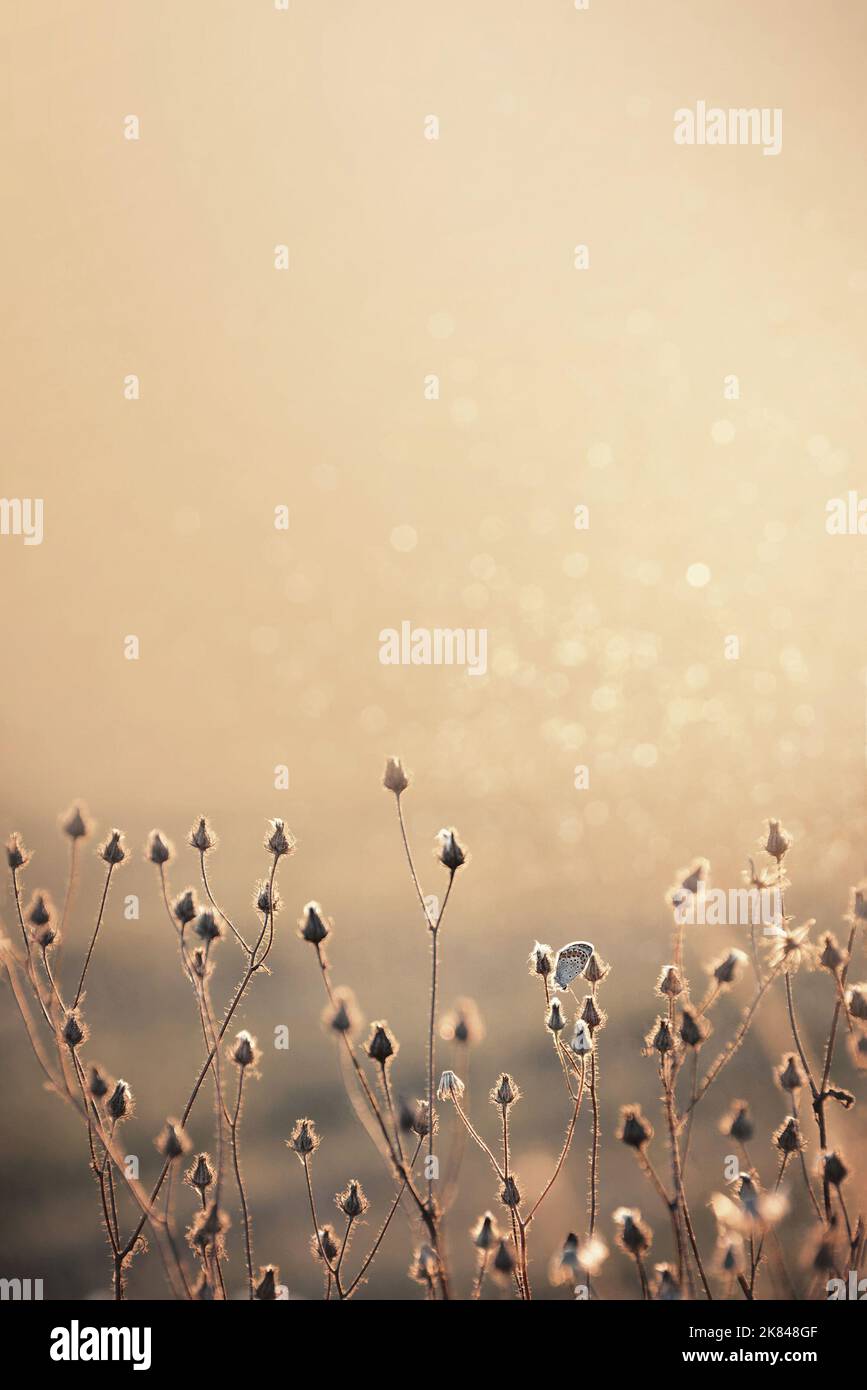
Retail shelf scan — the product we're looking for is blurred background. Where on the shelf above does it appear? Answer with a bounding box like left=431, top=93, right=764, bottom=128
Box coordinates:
left=1, top=0, right=866, bottom=1299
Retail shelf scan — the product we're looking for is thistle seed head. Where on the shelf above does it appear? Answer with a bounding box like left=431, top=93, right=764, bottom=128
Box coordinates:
left=336, top=1180, right=368, bottom=1219
left=288, top=1117, right=320, bottom=1159
left=614, top=1206, right=652, bottom=1256
left=193, top=910, right=222, bottom=945
left=492, top=1238, right=516, bottom=1280
left=584, top=951, right=610, bottom=985
left=773, top=1117, right=803, bottom=1154
left=99, top=830, right=126, bottom=866
left=436, top=1069, right=465, bottom=1102
left=546, top=997, right=566, bottom=1033
left=6, top=834, right=30, bottom=871
left=436, top=827, right=466, bottom=873
left=846, top=983, right=867, bottom=1021
left=312, top=1225, right=339, bottom=1265
left=645, top=1016, right=674, bottom=1055
left=776, top=1052, right=805, bottom=1093
left=156, top=1119, right=191, bottom=1160
left=365, top=1021, right=397, bottom=1065
left=299, top=901, right=330, bottom=945
left=231, top=1030, right=260, bottom=1069
left=172, top=889, right=198, bottom=926
left=61, top=804, right=92, bottom=840
left=711, top=948, right=748, bottom=985
left=62, top=1010, right=87, bottom=1049
left=265, top=819, right=294, bottom=859
left=819, top=932, right=846, bottom=973
left=763, top=818, right=792, bottom=861
left=440, top=997, right=484, bottom=1045
left=382, top=756, right=410, bottom=796
left=619, top=1105, right=653, bottom=1149
left=490, top=1072, right=520, bottom=1108
left=325, top=987, right=359, bottom=1035
left=529, top=941, right=553, bottom=978
left=472, top=1211, right=498, bottom=1250
left=500, top=1176, right=521, bottom=1209
left=254, top=1265, right=279, bottom=1301
left=722, top=1101, right=754, bottom=1144
left=570, top=1019, right=593, bottom=1056
left=679, top=1006, right=709, bottom=1049
left=822, top=1151, right=848, bottom=1188
left=147, top=830, right=172, bottom=866
left=87, top=1064, right=110, bottom=1099
left=581, top=995, right=605, bottom=1033
left=187, top=1153, right=215, bottom=1195
left=107, top=1079, right=132, bottom=1122
left=657, top=964, right=684, bottom=997
left=189, top=817, right=215, bottom=854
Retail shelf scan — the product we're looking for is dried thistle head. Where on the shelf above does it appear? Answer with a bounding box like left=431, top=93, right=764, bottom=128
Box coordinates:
left=776, top=1052, right=805, bottom=1093
left=186, top=1153, right=215, bottom=1196
left=265, top=819, right=295, bottom=859
left=61, top=804, right=92, bottom=841
left=773, top=1116, right=803, bottom=1155
left=188, top=1201, right=230, bottom=1256
left=27, top=892, right=58, bottom=949
left=255, top=881, right=280, bottom=918
left=845, top=983, right=867, bottom=1022
left=312, top=1225, right=339, bottom=1265
left=585, top=951, right=610, bottom=985
left=189, top=817, right=215, bottom=854
left=644, top=1016, right=674, bottom=1056
left=436, top=1070, right=465, bottom=1102
left=763, top=818, right=792, bottom=862
left=766, top=920, right=815, bottom=973
left=107, top=1079, right=133, bottom=1122
left=436, top=827, right=467, bottom=873
left=819, top=932, right=847, bottom=974
left=821, top=1151, right=848, bottom=1189
left=492, top=1238, right=516, bottom=1282
left=87, top=1064, right=110, bottom=1099
left=336, top=1180, right=369, bottom=1220
left=549, top=1232, right=580, bottom=1286
left=324, top=987, right=359, bottom=1036
left=710, top=948, right=748, bottom=986
left=546, top=997, right=566, bottom=1033
left=409, top=1243, right=439, bottom=1286
left=147, top=830, right=172, bottom=866
left=193, top=910, right=222, bottom=946
left=156, top=1119, right=191, bottom=1161
left=98, top=830, right=126, bottom=867
left=581, top=994, right=606, bottom=1033
left=653, top=1262, right=681, bottom=1300
left=657, top=964, right=685, bottom=998
left=472, top=1211, right=498, bottom=1251
left=847, top=1031, right=867, bottom=1071
left=490, top=1073, right=520, bottom=1108
left=61, top=1010, right=87, bottom=1050
left=570, top=1019, right=593, bottom=1056
left=619, top=1105, right=653, bottom=1150
left=679, top=1005, right=709, bottom=1049
left=231, top=1030, right=260, bottom=1069
left=721, top=1101, right=754, bottom=1144
left=299, top=901, right=330, bottom=946
left=614, top=1206, right=652, bottom=1256
left=528, top=941, right=554, bottom=979
left=254, top=1265, right=279, bottom=1301
left=287, top=1118, right=320, bottom=1160
left=172, top=889, right=198, bottom=927
left=6, top=833, right=31, bottom=870
left=440, top=997, right=484, bottom=1046
left=365, top=1021, right=397, bottom=1066
left=667, top=857, right=709, bottom=911
left=382, top=756, right=410, bottom=797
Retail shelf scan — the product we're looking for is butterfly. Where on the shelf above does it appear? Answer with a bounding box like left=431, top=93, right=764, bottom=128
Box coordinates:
left=553, top=941, right=594, bottom=990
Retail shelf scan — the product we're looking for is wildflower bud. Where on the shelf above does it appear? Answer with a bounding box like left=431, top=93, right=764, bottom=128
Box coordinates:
left=679, top=1006, right=708, bottom=1049
left=193, top=910, right=222, bottom=945
left=99, top=830, right=126, bottom=866
left=441, top=997, right=484, bottom=1045
left=172, top=889, right=197, bottom=926
left=410, top=1100, right=432, bottom=1138
left=654, top=1263, right=681, bottom=1300
left=436, top=828, right=466, bottom=873
left=299, top=901, right=329, bottom=945
left=188, top=1153, right=215, bottom=1195
left=157, top=1119, right=191, bottom=1160
left=570, top=1020, right=593, bottom=1056
left=62, top=1011, right=87, bottom=1049
left=472, top=1212, right=498, bottom=1250
left=231, top=1030, right=259, bottom=1069
left=265, top=819, right=294, bottom=858
left=846, top=984, right=867, bottom=1021
left=35, top=921, right=58, bottom=949
left=6, top=834, right=30, bottom=870
left=711, top=948, right=748, bottom=985
left=88, top=1064, right=109, bottom=1099
left=288, top=1118, right=320, bottom=1159
left=773, top=1117, right=802, bottom=1154
left=585, top=951, right=610, bottom=985
left=256, top=882, right=279, bottom=917
left=27, top=893, right=52, bottom=928
left=550, top=1232, right=581, bottom=1285
left=819, top=933, right=846, bottom=973
left=382, top=756, right=410, bottom=796
left=646, top=1016, right=674, bottom=1055
left=191, top=948, right=208, bottom=979
left=764, top=818, right=791, bottom=861
left=500, top=1176, right=521, bottom=1209
left=107, top=1080, right=132, bottom=1122
left=658, top=965, right=684, bottom=997
left=409, top=1244, right=439, bottom=1285
left=619, top=1105, right=653, bottom=1149
left=313, top=1226, right=339, bottom=1264
left=546, top=998, right=566, bottom=1033
left=254, top=1265, right=279, bottom=1301
left=581, top=995, right=604, bottom=1033
left=337, top=1180, right=368, bottom=1219
left=777, top=1052, right=805, bottom=1093
left=529, top=941, right=553, bottom=978
left=437, top=1069, right=465, bottom=1102
left=493, top=1238, right=516, bottom=1280
left=490, top=1072, right=520, bottom=1107
left=147, top=830, right=172, bottom=866
left=365, top=1022, right=397, bottom=1065
left=722, top=1101, right=754, bottom=1143
left=822, top=1151, right=848, bottom=1188
left=615, top=1207, right=652, bottom=1256
left=61, top=805, right=91, bottom=840
left=190, top=817, right=214, bottom=853
left=326, top=988, right=358, bottom=1035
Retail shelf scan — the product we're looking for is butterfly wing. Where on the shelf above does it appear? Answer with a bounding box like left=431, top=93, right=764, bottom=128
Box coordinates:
left=553, top=941, right=594, bottom=990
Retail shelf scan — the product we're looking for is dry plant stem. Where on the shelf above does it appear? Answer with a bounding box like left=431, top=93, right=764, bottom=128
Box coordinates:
left=635, top=1253, right=650, bottom=1299
left=303, top=1154, right=342, bottom=1299
left=199, top=851, right=253, bottom=957
left=527, top=1058, right=586, bottom=1223
left=230, top=1066, right=255, bottom=1299
left=749, top=1154, right=789, bottom=1295
left=501, top=1102, right=530, bottom=1299
left=685, top=970, right=778, bottom=1116
left=472, top=1251, right=490, bottom=1300
left=344, top=1135, right=424, bottom=1299
left=636, top=1147, right=686, bottom=1286
left=664, top=1057, right=712, bottom=1300
left=588, top=1048, right=600, bottom=1244
left=163, top=1166, right=192, bottom=1301
left=72, top=861, right=116, bottom=1008
left=10, top=867, right=56, bottom=1034
left=426, top=870, right=455, bottom=1207
left=2, top=955, right=65, bottom=1095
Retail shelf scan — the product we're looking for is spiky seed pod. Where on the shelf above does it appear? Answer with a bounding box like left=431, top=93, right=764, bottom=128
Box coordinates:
left=107, top=1080, right=132, bottom=1122
left=500, top=1176, right=521, bottom=1209
left=437, top=1070, right=465, bottom=1102
left=265, top=819, right=294, bottom=858
left=88, top=1064, right=110, bottom=1099
left=777, top=1053, right=805, bottom=1093
left=529, top=941, right=553, bottom=978
left=189, top=818, right=215, bottom=853
left=299, top=901, right=330, bottom=945
left=409, top=1244, right=438, bottom=1285
left=34, top=921, right=58, bottom=949
left=436, top=828, right=466, bottom=873
left=767, top=922, right=815, bottom=974
left=172, top=889, right=197, bottom=926
left=581, top=995, right=604, bottom=1033
left=157, top=1119, right=191, bottom=1160
left=61, top=805, right=91, bottom=840
left=256, top=882, right=280, bottom=917
left=722, top=1101, right=754, bottom=1144
left=711, top=949, right=748, bottom=985
left=570, top=1019, right=593, bottom=1055
left=147, top=831, right=172, bottom=866
left=187, top=1153, right=215, bottom=1196
left=657, top=965, right=684, bottom=998
left=646, top=1016, right=674, bottom=1055
left=365, top=1022, right=397, bottom=1065
left=764, top=819, right=791, bottom=861
left=493, top=1238, right=516, bottom=1280
left=549, top=1233, right=581, bottom=1286
left=336, top=1180, right=368, bottom=1219
left=26, top=893, right=52, bottom=928
left=614, top=1207, right=652, bottom=1256
left=472, top=1212, right=498, bottom=1250
left=192, top=910, right=222, bottom=945
left=773, top=1117, right=803, bottom=1154
left=382, top=757, right=409, bottom=796
left=619, top=1106, right=653, bottom=1150
left=490, top=1073, right=520, bottom=1108
left=410, top=1100, right=432, bottom=1138
left=846, top=984, right=867, bottom=1021
left=287, top=1118, right=320, bottom=1159
left=231, top=1030, right=260, bottom=1069
left=254, top=1265, right=279, bottom=1301
left=325, top=988, right=358, bottom=1035
left=654, top=1263, right=682, bottom=1300
left=99, top=830, right=126, bottom=866
left=585, top=952, right=610, bottom=985
left=679, top=1006, right=709, bottom=1049
left=819, top=933, right=846, bottom=973
left=546, top=998, right=566, bottom=1033
left=6, top=834, right=30, bottom=870
left=822, top=1151, right=848, bottom=1188
left=62, top=1011, right=87, bottom=1049
left=311, top=1226, right=338, bottom=1265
